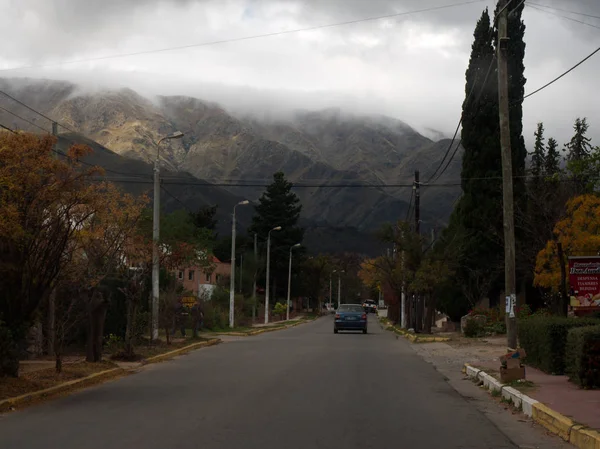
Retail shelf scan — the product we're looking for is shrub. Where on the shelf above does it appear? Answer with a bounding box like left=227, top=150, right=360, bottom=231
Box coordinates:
left=469, top=305, right=505, bottom=324
left=518, top=316, right=599, bottom=374
left=273, top=302, right=287, bottom=317
left=566, top=325, right=600, bottom=389
left=464, top=318, right=485, bottom=338
left=0, top=321, right=19, bottom=377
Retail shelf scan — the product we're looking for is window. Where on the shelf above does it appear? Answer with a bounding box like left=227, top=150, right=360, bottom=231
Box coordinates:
left=178, top=271, right=183, bottom=280
left=188, top=270, right=195, bottom=281
left=216, top=274, right=221, bottom=283
left=206, top=273, right=212, bottom=283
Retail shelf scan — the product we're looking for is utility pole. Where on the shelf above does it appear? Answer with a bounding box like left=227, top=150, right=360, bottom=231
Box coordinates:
left=151, top=131, right=184, bottom=341
left=252, top=234, right=257, bottom=322
left=498, top=0, right=517, bottom=350
left=414, top=170, right=420, bottom=235
left=151, top=147, right=161, bottom=341
left=401, top=229, right=406, bottom=329
left=414, top=170, right=421, bottom=330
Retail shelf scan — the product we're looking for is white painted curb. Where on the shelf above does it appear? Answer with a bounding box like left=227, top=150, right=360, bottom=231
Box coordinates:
left=463, top=363, right=537, bottom=417
left=521, top=394, right=539, bottom=417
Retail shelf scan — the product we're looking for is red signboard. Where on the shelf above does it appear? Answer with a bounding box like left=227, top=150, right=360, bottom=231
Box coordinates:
left=568, top=257, right=600, bottom=308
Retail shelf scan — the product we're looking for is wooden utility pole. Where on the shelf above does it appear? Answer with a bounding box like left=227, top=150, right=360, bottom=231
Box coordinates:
left=557, top=242, right=569, bottom=317
left=497, top=0, right=518, bottom=349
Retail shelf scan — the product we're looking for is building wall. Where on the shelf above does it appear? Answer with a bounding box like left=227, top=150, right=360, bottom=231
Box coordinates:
left=176, top=261, right=231, bottom=298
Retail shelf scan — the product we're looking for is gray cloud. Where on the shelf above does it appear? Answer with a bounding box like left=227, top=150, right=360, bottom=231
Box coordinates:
left=0, top=0, right=599, bottom=147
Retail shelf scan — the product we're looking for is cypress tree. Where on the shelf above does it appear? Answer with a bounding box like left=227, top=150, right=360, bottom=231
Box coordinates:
left=450, top=8, right=504, bottom=304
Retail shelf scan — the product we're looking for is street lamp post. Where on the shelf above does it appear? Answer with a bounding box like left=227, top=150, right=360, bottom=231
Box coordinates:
left=286, top=243, right=301, bottom=321
left=151, top=130, right=184, bottom=341
left=264, top=226, right=281, bottom=324
left=332, top=270, right=337, bottom=310
left=229, top=200, right=249, bottom=328
left=337, top=270, right=345, bottom=308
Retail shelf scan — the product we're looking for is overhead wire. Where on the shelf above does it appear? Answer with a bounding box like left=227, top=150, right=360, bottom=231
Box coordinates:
left=527, top=1, right=600, bottom=20
left=526, top=4, right=600, bottom=30
left=0, top=105, right=51, bottom=133
left=0, top=0, right=486, bottom=73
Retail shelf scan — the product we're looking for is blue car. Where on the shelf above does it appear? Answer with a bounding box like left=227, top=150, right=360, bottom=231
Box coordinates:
left=334, top=304, right=368, bottom=334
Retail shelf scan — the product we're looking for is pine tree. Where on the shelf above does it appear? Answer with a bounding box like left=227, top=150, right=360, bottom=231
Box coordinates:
left=530, top=123, right=545, bottom=178
left=565, top=118, right=593, bottom=193
left=565, top=117, right=593, bottom=162
left=544, top=137, right=561, bottom=176
left=249, top=172, right=304, bottom=298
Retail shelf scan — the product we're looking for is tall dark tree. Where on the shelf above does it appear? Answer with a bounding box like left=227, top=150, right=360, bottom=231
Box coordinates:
left=544, top=137, right=561, bottom=176
left=448, top=8, right=504, bottom=305
left=565, top=118, right=593, bottom=162
left=530, top=122, right=546, bottom=179
left=189, top=205, right=218, bottom=233
left=249, top=172, right=304, bottom=299
left=565, top=117, right=593, bottom=193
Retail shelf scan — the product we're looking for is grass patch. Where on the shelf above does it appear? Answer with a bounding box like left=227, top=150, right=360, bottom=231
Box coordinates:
left=129, top=337, right=210, bottom=360
left=0, top=361, right=118, bottom=402
left=505, top=379, right=536, bottom=394
left=491, top=388, right=502, bottom=397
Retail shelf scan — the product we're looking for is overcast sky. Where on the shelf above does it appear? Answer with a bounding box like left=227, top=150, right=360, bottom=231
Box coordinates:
left=0, top=0, right=598, bottom=145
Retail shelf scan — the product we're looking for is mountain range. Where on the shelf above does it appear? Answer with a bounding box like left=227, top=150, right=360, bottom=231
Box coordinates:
left=0, top=77, right=463, bottom=255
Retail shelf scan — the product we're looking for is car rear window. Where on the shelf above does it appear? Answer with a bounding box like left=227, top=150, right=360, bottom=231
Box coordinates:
left=338, top=305, right=364, bottom=313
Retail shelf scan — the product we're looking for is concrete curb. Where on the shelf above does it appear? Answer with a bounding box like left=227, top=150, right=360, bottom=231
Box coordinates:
left=210, top=318, right=315, bottom=338
left=380, top=319, right=450, bottom=343
left=464, top=363, right=600, bottom=448
left=144, top=338, right=221, bottom=363
left=0, top=367, right=122, bottom=411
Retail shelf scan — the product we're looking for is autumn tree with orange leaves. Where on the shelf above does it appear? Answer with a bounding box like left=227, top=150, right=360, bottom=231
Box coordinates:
left=0, top=132, right=147, bottom=376
left=534, top=194, right=600, bottom=315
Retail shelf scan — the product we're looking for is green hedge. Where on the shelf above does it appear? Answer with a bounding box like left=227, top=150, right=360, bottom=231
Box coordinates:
left=566, top=325, right=600, bottom=389
left=518, top=316, right=599, bottom=374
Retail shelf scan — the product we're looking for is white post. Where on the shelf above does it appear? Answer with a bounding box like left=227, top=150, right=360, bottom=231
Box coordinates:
left=151, top=148, right=160, bottom=341
left=337, top=275, right=342, bottom=307
left=229, top=200, right=248, bottom=328
left=229, top=207, right=237, bottom=328
left=264, top=226, right=280, bottom=324
left=265, top=234, right=272, bottom=324
left=329, top=275, right=332, bottom=309
left=286, top=249, right=292, bottom=321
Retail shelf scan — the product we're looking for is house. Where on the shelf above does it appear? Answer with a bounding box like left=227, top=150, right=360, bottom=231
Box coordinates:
left=176, top=256, right=231, bottom=298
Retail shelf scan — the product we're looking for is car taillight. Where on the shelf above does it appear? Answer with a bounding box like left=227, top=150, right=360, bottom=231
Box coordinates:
left=361, top=313, right=366, bottom=319
left=335, top=314, right=340, bottom=319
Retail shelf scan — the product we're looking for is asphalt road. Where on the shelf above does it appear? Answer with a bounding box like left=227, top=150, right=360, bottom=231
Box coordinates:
left=0, top=315, right=547, bottom=449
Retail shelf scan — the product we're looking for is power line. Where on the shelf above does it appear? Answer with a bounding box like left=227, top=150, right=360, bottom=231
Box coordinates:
left=0, top=122, right=16, bottom=133
left=96, top=173, right=585, bottom=188
left=527, top=1, right=600, bottom=20
left=0, top=1, right=486, bottom=73
left=523, top=44, right=600, bottom=99
left=0, top=90, right=75, bottom=132
left=0, top=105, right=51, bottom=133
left=430, top=53, right=497, bottom=183
left=526, top=4, right=600, bottom=30
left=161, top=185, right=193, bottom=212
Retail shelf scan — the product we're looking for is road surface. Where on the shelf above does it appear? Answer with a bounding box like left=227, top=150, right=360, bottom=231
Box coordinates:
left=0, top=315, right=564, bottom=448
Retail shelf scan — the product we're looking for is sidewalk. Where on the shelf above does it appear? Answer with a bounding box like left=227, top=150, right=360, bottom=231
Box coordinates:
left=414, top=335, right=600, bottom=432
